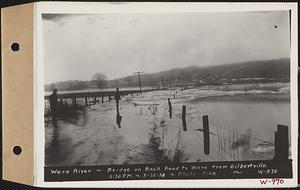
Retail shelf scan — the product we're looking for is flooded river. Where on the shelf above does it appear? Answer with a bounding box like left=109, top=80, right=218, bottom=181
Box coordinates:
left=45, top=83, right=290, bottom=166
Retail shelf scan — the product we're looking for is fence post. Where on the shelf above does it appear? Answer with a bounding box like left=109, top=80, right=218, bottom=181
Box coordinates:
left=202, top=115, right=210, bottom=155
left=168, top=98, right=172, bottom=119
left=94, top=96, right=96, bottom=104
left=182, top=105, right=187, bottom=131
left=274, top=124, right=289, bottom=161
left=85, top=97, right=88, bottom=106
left=102, top=95, right=104, bottom=103
left=72, top=97, right=77, bottom=106
left=109, top=95, right=111, bottom=102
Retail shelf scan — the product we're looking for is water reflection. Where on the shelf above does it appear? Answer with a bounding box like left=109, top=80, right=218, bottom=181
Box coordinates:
left=116, top=114, right=122, bottom=128
left=115, top=88, right=122, bottom=128
left=45, top=117, right=72, bottom=166
left=148, top=105, right=158, bottom=115
left=45, top=108, right=88, bottom=166
left=168, top=98, right=172, bottom=119
left=232, top=128, right=252, bottom=150
left=64, top=109, right=88, bottom=127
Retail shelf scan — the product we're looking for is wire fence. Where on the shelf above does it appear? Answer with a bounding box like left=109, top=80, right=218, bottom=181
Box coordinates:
left=158, top=101, right=277, bottom=162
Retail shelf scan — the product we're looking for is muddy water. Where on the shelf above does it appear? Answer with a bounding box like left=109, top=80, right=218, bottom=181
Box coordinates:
left=45, top=84, right=290, bottom=166
left=45, top=102, right=160, bottom=166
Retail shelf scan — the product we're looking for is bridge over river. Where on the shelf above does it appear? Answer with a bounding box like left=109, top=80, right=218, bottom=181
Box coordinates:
left=44, top=88, right=165, bottom=100
left=44, top=88, right=166, bottom=112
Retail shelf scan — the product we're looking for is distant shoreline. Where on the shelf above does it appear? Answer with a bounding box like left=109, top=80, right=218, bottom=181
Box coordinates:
left=189, top=93, right=290, bottom=103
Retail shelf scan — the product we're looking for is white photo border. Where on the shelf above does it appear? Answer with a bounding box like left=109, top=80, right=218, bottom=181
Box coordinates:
left=34, top=2, right=298, bottom=188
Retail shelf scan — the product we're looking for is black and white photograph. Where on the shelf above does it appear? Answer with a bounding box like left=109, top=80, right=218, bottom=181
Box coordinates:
left=41, top=7, right=295, bottom=183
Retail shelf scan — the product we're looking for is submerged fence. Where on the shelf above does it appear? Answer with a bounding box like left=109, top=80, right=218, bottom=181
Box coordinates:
left=45, top=88, right=290, bottom=163
left=162, top=98, right=289, bottom=163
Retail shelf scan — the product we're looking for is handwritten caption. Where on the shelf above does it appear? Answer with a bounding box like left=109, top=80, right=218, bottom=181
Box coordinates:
left=259, top=178, right=284, bottom=185
left=45, top=160, right=292, bottom=181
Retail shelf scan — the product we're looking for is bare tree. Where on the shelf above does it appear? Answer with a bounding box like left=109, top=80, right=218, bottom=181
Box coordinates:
left=92, top=73, right=108, bottom=89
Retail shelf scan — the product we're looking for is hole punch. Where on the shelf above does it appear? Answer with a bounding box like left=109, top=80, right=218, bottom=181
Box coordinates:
left=13, top=146, right=22, bottom=155
left=11, top=43, right=19, bottom=51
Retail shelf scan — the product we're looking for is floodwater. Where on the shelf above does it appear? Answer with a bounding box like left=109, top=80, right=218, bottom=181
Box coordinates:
left=45, top=83, right=290, bottom=166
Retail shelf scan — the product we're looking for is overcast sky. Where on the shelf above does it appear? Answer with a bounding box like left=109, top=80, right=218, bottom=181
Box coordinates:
left=42, top=11, right=290, bottom=84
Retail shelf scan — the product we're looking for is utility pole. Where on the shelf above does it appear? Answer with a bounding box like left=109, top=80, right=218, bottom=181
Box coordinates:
left=133, top=71, right=144, bottom=93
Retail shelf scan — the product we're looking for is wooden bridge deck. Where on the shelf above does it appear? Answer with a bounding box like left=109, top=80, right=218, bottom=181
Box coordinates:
left=44, top=88, right=164, bottom=99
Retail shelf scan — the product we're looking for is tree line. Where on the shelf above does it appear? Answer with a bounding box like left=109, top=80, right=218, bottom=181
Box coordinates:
left=45, top=58, right=290, bottom=92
